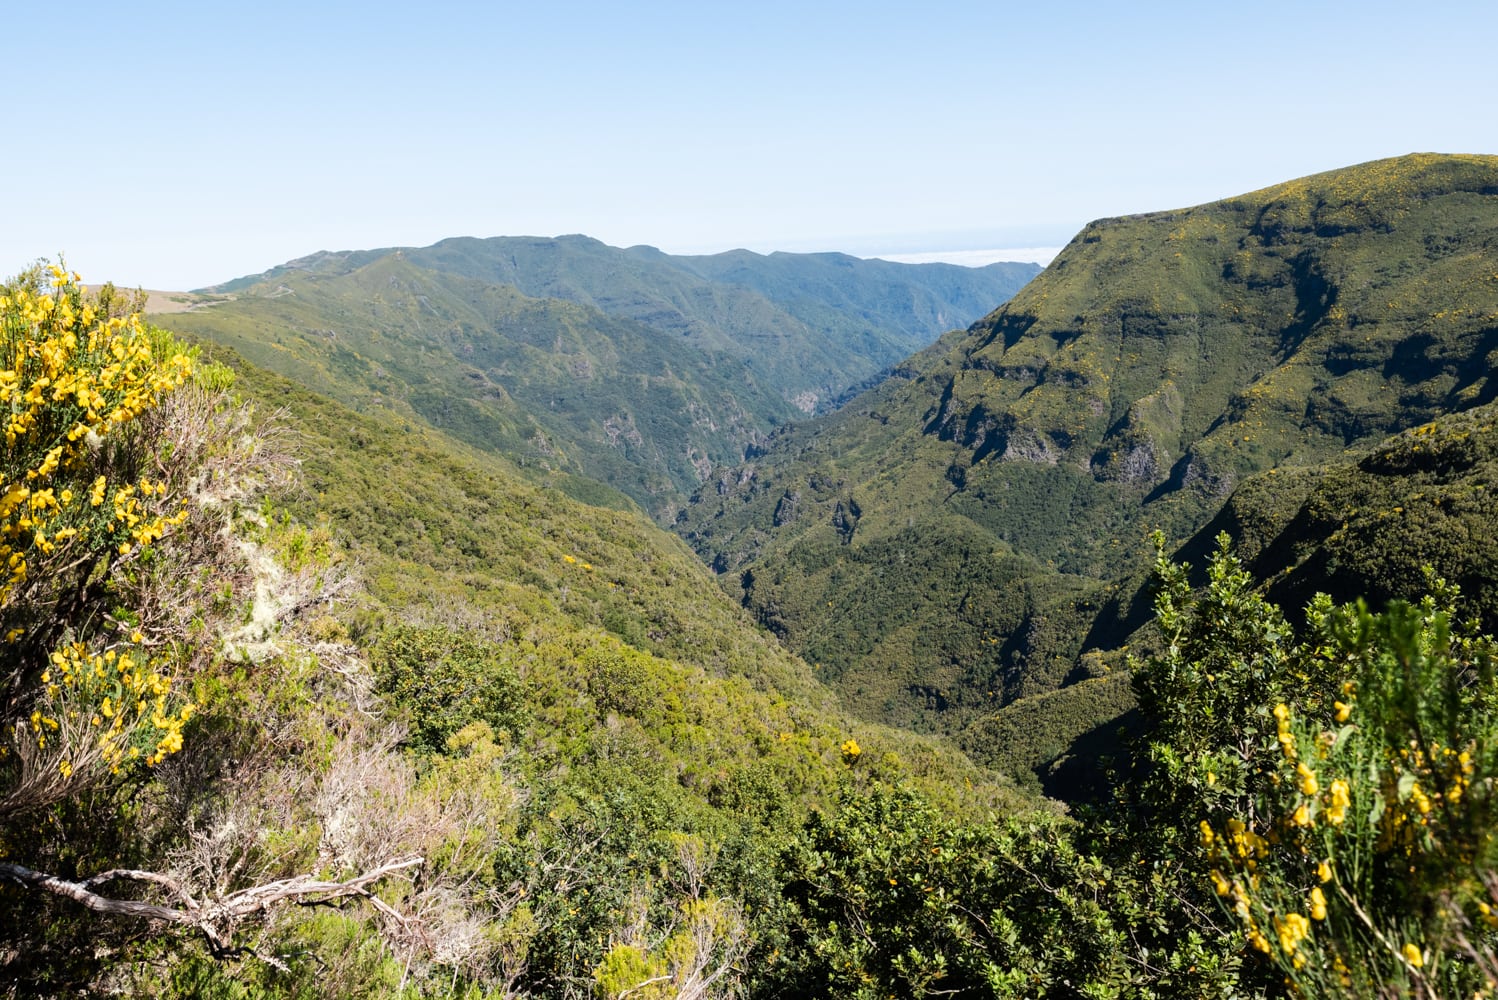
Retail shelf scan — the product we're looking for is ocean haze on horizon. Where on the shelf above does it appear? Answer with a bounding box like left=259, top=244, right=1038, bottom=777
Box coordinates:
left=872, top=246, right=1061, bottom=267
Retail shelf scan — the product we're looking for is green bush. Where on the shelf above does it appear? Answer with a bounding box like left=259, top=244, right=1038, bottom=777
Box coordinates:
left=373, top=624, right=528, bottom=753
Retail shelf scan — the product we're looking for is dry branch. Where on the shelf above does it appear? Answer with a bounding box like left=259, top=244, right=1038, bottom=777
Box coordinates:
left=0, top=855, right=422, bottom=960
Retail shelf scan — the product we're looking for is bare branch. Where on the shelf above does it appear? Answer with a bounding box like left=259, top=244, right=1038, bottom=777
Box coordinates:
left=0, top=856, right=422, bottom=960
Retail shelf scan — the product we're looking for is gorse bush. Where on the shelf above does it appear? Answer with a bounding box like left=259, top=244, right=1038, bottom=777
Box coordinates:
left=0, top=265, right=198, bottom=819
left=1202, top=587, right=1498, bottom=996
left=0, top=268, right=435, bottom=993
left=1132, top=537, right=1498, bottom=998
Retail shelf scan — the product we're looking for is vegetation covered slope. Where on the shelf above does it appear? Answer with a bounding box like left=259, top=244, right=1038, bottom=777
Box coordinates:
left=219, top=343, right=1032, bottom=803
left=971, top=393, right=1498, bottom=789
left=5, top=272, right=1037, bottom=997
left=208, top=234, right=1038, bottom=416
left=678, top=153, right=1498, bottom=735
left=1190, top=393, right=1498, bottom=628
left=163, top=239, right=1035, bottom=518
left=15, top=149, right=1498, bottom=995
left=157, top=254, right=798, bottom=517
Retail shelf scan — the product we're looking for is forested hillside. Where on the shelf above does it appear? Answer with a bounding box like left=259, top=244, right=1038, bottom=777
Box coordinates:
left=162, top=238, right=1035, bottom=518
left=1, top=268, right=1033, bottom=998
left=679, top=153, right=1498, bottom=741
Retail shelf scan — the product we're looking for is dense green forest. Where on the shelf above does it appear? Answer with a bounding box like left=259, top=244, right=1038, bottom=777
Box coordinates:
left=5, top=155, right=1498, bottom=998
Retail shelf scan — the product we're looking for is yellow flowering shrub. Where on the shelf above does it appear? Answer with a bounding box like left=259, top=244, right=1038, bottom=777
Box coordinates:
left=1199, top=587, right=1498, bottom=997
left=0, top=266, right=191, bottom=608
left=0, top=266, right=200, bottom=818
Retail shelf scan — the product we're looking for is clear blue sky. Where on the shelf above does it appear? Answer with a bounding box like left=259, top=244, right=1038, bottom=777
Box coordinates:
left=6, top=1, right=1496, bottom=289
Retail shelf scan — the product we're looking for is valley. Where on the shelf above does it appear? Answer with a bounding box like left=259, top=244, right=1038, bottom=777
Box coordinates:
left=6, top=154, right=1498, bottom=998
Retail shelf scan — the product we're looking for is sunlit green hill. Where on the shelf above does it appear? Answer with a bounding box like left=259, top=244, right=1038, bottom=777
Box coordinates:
left=214, top=348, right=1028, bottom=813
left=679, top=153, right=1498, bottom=739
left=19, top=158, right=1498, bottom=997
left=162, top=237, right=1035, bottom=517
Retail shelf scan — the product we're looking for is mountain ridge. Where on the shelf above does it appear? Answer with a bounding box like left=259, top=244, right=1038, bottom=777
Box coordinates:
left=164, top=236, right=1038, bottom=517
left=203, top=234, right=1038, bottom=416
left=678, top=152, right=1498, bottom=738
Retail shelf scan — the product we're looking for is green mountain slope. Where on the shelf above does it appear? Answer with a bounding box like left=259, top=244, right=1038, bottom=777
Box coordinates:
left=215, top=346, right=1037, bottom=827
left=1192, top=394, right=1498, bottom=626
left=1005, top=392, right=1498, bottom=797
left=679, top=153, right=1498, bottom=736
left=2, top=313, right=1040, bottom=995
left=158, top=254, right=797, bottom=515
left=206, top=234, right=1038, bottom=415
left=164, top=238, right=1035, bottom=517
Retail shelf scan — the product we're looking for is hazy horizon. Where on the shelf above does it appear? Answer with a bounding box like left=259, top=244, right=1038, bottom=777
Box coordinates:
left=6, top=2, right=1495, bottom=290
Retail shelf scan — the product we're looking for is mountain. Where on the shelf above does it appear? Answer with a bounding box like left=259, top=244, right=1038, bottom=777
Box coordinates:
left=161, top=237, right=1036, bottom=517
left=974, top=392, right=1498, bottom=793
left=213, top=341, right=1039, bottom=856
left=5, top=301, right=1040, bottom=995
left=1190, top=393, right=1498, bottom=627
left=207, top=236, right=1037, bottom=412
left=21, top=161, right=1498, bottom=998
left=677, top=153, right=1498, bottom=740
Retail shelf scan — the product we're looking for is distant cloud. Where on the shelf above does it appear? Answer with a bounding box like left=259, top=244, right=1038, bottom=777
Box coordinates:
left=871, top=247, right=1063, bottom=267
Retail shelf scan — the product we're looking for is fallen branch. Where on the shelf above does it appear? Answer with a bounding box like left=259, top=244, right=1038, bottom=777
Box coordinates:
left=0, top=855, right=422, bottom=958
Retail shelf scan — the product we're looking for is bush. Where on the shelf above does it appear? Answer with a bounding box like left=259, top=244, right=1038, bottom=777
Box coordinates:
left=1202, top=587, right=1498, bottom=996
left=0, top=265, right=201, bottom=820
left=372, top=624, right=528, bottom=754
left=1135, top=534, right=1498, bottom=996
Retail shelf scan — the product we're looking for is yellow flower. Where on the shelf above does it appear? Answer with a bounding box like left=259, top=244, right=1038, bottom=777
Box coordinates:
left=1326, top=779, right=1351, bottom=825
left=840, top=738, right=862, bottom=764
left=1334, top=700, right=1352, bottom=723
left=1402, top=942, right=1423, bottom=968
left=1309, top=886, right=1327, bottom=920
left=1296, top=762, right=1319, bottom=796
left=1275, top=912, right=1311, bottom=955
left=1317, top=859, right=1333, bottom=882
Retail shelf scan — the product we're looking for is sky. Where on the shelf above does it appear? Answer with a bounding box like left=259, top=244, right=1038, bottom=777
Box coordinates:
left=5, top=0, right=1497, bottom=290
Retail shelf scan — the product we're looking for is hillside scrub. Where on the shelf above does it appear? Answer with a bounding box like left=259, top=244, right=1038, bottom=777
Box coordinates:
left=0, top=270, right=435, bottom=990
left=0, top=273, right=1491, bottom=998
left=0, top=282, right=1043, bottom=995
left=777, top=541, right=1498, bottom=999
